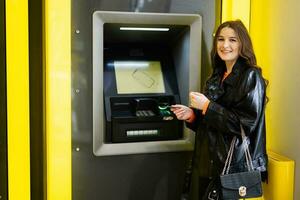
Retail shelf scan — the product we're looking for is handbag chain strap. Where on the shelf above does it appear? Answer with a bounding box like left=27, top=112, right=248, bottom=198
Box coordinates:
left=222, top=136, right=236, bottom=175
left=221, top=124, right=254, bottom=175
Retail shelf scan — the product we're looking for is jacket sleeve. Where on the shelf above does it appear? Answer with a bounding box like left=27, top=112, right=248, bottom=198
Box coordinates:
left=203, top=69, right=266, bottom=136
left=185, top=108, right=203, bottom=132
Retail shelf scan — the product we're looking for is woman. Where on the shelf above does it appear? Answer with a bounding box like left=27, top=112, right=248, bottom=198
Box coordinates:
left=171, top=20, right=268, bottom=200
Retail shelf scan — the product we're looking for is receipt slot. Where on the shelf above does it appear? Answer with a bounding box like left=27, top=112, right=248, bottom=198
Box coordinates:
left=93, top=11, right=201, bottom=156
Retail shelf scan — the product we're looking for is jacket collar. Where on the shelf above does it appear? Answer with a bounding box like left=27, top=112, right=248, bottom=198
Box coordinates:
left=205, top=58, right=246, bottom=102
left=222, top=58, right=246, bottom=86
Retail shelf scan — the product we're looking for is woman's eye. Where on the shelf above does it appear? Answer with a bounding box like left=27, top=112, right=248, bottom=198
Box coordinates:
left=217, top=38, right=224, bottom=41
left=230, top=38, right=237, bottom=42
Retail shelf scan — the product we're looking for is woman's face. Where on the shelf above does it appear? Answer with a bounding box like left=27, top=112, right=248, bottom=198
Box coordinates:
left=217, top=27, right=240, bottom=68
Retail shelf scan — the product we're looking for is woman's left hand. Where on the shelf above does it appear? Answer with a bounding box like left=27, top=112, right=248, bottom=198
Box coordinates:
left=189, top=92, right=209, bottom=110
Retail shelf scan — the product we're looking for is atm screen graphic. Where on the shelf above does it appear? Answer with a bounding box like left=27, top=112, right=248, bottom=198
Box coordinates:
left=114, top=61, right=165, bottom=94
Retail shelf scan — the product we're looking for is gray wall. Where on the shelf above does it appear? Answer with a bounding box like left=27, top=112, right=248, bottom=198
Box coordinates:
left=169, top=0, right=218, bottom=87
left=71, top=1, right=217, bottom=199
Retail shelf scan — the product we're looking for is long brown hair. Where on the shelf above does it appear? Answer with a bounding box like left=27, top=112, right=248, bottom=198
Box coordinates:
left=210, top=20, right=269, bottom=102
left=211, top=20, right=257, bottom=71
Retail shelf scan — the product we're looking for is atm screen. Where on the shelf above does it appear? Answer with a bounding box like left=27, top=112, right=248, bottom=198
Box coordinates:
left=114, top=60, right=165, bottom=94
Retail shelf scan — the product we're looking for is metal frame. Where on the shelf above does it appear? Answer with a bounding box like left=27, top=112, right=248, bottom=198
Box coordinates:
left=93, top=11, right=202, bottom=156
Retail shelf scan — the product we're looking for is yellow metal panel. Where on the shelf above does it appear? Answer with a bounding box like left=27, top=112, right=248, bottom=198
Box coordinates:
left=263, top=151, right=295, bottom=200
left=250, top=6, right=299, bottom=199
left=45, top=0, right=72, bottom=199
left=249, top=0, right=271, bottom=149
left=221, top=0, right=250, bottom=30
left=5, top=0, right=31, bottom=199
left=221, top=0, right=233, bottom=22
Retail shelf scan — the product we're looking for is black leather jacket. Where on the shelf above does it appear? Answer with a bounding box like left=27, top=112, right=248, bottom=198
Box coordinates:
left=187, top=58, right=268, bottom=179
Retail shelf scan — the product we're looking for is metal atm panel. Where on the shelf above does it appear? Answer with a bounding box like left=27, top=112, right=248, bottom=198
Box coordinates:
left=92, top=11, right=201, bottom=156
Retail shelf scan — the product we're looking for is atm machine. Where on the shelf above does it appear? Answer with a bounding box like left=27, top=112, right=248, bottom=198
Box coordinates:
left=92, top=11, right=201, bottom=156
left=72, top=10, right=202, bottom=200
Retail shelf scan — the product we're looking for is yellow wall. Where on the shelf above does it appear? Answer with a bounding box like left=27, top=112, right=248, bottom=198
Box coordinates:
left=221, top=0, right=250, bottom=29
left=222, top=0, right=296, bottom=199
left=250, top=0, right=300, bottom=199
left=6, top=0, right=31, bottom=199
left=44, top=0, right=72, bottom=199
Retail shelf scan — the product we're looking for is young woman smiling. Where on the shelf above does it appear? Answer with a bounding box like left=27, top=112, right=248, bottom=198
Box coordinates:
left=171, top=20, right=268, bottom=200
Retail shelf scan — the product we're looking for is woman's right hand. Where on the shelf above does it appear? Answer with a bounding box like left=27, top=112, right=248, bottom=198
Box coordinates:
left=170, top=104, right=194, bottom=120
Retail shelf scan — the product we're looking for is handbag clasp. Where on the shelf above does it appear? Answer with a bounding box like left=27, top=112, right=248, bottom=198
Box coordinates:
left=239, top=186, right=247, bottom=197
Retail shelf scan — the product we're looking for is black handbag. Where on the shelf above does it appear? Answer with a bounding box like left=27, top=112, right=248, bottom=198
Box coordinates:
left=220, top=124, right=262, bottom=199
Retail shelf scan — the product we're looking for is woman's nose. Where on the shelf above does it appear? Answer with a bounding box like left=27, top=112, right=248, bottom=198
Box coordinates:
left=223, top=40, right=230, bottom=48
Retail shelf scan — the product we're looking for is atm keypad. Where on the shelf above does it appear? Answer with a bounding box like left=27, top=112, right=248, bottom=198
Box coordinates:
left=136, top=110, right=155, bottom=117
